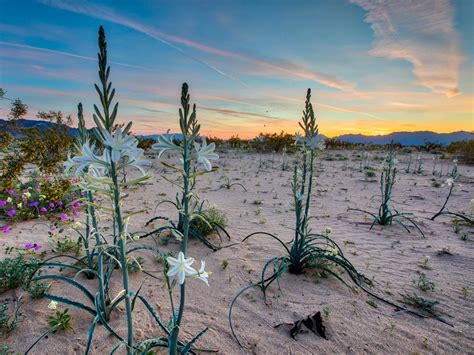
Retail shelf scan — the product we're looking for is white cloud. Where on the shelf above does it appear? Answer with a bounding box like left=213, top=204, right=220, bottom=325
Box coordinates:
left=351, top=0, right=462, bottom=97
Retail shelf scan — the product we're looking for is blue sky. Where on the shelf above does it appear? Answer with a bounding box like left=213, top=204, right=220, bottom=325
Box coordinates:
left=0, top=0, right=472, bottom=137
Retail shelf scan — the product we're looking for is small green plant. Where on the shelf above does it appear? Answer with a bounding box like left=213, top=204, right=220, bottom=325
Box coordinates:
left=418, top=256, right=431, bottom=270
left=216, top=176, right=247, bottom=191
left=222, top=260, right=229, bottom=270
left=0, top=254, right=41, bottom=294
left=350, top=146, right=424, bottom=236
left=0, top=345, right=14, bottom=355
left=25, top=303, right=74, bottom=353
left=365, top=169, right=376, bottom=178
left=0, top=300, right=21, bottom=336
left=47, top=307, right=73, bottom=331
left=191, top=205, right=227, bottom=236
left=28, top=281, right=50, bottom=299
left=415, top=272, right=435, bottom=292
left=461, top=287, right=470, bottom=298
left=400, top=293, right=451, bottom=325
left=366, top=300, right=378, bottom=308
left=323, top=307, right=331, bottom=320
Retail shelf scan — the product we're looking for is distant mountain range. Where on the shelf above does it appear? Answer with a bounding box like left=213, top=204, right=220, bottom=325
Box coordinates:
left=143, top=130, right=473, bottom=146
left=2, top=118, right=472, bottom=146
left=0, top=118, right=79, bottom=136
left=331, top=131, right=473, bottom=146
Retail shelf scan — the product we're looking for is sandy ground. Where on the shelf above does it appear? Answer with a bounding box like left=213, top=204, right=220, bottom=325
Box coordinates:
left=1, top=149, right=473, bottom=354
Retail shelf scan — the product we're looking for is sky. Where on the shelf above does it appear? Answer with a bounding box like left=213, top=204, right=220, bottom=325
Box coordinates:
left=0, top=0, right=473, bottom=138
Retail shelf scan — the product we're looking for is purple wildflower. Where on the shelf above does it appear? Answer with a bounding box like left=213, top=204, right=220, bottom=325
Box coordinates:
left=7, top=189, right=14, bottom=195
left=6, top=209, right=16, bottom=217
left=57, top=201, right=63, bottom=207
left=60, top=213, right=68, bottom=221
left=1, top=225, right=11, bottom=233
left=24, top=243, right=41, bottom=251
left=49, top=202, right=55, bottom=208
left=73, top=201, right=81, bottom=208
left=40, top=207, right=47, bottom=213
left=28, top=201, right=39, bottom=207
left=0, top=200, right=6, bottom=207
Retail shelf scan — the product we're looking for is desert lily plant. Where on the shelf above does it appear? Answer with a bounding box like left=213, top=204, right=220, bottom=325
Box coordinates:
left=359, top=151, right=371, bottom=172
left=405, top=155, right=413, bottom=173
left=27, top=26, right=210, bottom=355
left=229, top=89, right=377, bottom=347
left=431, top=178, right=473, bottom=224
left=450, top=159, right=458, bottom=177
left=144, top=84, right=230, bottom=250
left=215, top=176, right=247, bottom=191
left=432, top=156, right=438, bottom=176
left=281, top=145, right=290, bottom=171
left=28, top=26, right=149, bottom=353
left=350, top=146, right=424, bottom=236
left=415, top=153, right=423, bottom=174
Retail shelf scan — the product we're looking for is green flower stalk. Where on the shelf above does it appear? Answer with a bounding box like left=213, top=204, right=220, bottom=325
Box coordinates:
left=350, top=145, right=424, bottom=236
left=146, top=84, right=229, bottom=250
left=151, top=84, right=213, bottom=354
left=431, top=178, right=473, bottom=223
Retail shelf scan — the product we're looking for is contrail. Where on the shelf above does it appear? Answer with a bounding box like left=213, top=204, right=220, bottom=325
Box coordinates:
left=0, top=41, right=151, bottom=70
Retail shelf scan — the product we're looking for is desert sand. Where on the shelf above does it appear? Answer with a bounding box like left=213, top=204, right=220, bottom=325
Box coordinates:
left=1, top=149, right=473, bottom=354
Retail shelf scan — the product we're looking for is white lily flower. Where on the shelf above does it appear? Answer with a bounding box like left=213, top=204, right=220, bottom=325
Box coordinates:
left=194, top=137, right=218, bottom=171
left=152, top=129, right=182, bottom=158
left=304, top=135, right=324, bottom=150
left=166, top=252, right=197, bottom=285
left=294, top=133, right=304, bottom=145
left=192, top=260, right=211, bottom=286
left=64, top=140, right=107, bottom=176
left=444, top=178, right=454, bottom=187
left=126, top=146, right=152, bottom=174
left=101, top=128, right=136, bottom=163
left=48, top=301, right=58, bottom=310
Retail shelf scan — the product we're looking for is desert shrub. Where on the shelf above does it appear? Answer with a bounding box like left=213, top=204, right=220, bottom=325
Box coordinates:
left=0, top=132, right=13, bottom=151
left=228, top=135, right=242, bottom=148
left=0, top=110, right=73, bottom=187
left=446, top=140, right=474, bottom=165
left=250, top=131, right=296, bottom=152
left=191, top=206, right=226, bottom=236
left=0, top=254, right=41, bottom=294
left=137, top=137, right=157, bottom=151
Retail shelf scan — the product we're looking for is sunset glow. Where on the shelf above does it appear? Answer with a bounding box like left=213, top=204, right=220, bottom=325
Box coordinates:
left=1, top=0, right=473, bottom=138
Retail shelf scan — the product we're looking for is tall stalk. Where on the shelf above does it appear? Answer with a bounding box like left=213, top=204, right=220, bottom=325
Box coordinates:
left=169, top=84, right=194, bottom=354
